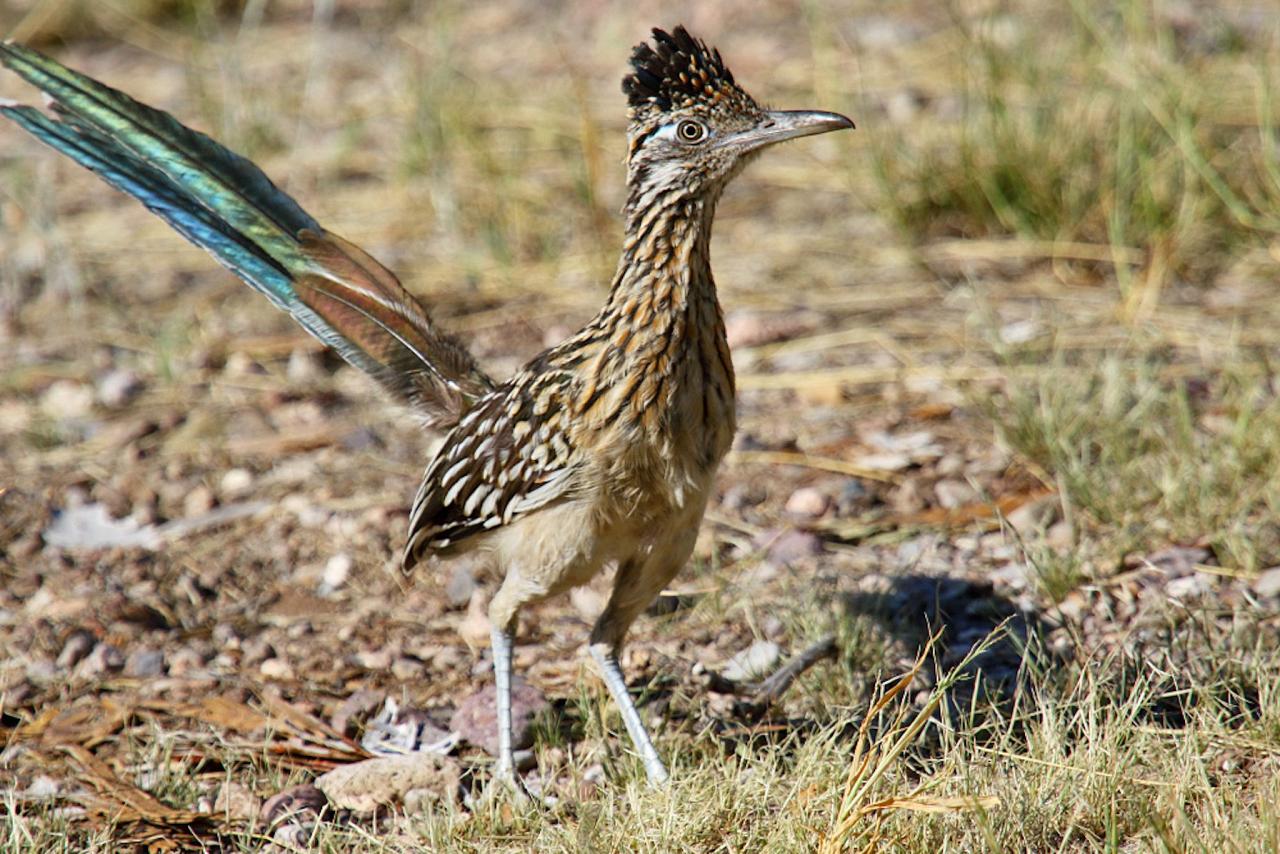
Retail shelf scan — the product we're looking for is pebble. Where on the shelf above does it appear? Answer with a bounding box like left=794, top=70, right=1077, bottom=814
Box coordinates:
left=260, top=784, right=328, bottom=827
left=390, top=657, right=426, bottom=682
left=214, top=781, right=261, bottom=821
left=167, top=646, right=206, bottom=677
left=450, top=677, right=549, bottom=755
left=75, top=643, right=125, bottom=679
left=784, top=487, right=829, bottom=518
left=56, top=630, right=96, bottom=669
left=183, top=485, right=216, bottom=518
left=259, top=658, right=295, bottom=681
left=123, top=647, right=165, bottom=678
left=355, top=649, right=393, bottom=671
left=1252, top=567, right=1280, bottom=598
left=40, top=380, right=94, bottom=419
left=320, top=553, right=352, bottom=594
left=219, top=468, right=254, bottom=498
left=763, top=528, right=824, bottom=566
left=1006, top=495, right=1060, bottom=534
left=933, top=479, right=978, bottom=510
left=316, top=752, right=459, bottom=815
left=722, top=640, right=781, bottom=683
left=96, top=369, right=143, bottom=408
left=1166, top=574, right=1213, bottom=601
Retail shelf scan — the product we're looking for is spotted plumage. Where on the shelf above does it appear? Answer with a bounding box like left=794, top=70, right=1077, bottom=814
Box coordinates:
left=2, top=26, right=852, bottom=790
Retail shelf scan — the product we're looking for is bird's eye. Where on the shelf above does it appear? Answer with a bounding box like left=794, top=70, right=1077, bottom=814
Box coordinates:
left=676, top=120, right=707, bottom=143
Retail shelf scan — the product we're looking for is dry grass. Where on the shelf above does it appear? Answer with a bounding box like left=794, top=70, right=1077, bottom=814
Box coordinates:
left=3, top=0, right=1280, bottom=851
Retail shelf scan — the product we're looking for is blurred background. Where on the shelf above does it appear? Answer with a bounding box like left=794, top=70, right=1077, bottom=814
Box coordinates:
left=2, top=0, right=1280, bottom=850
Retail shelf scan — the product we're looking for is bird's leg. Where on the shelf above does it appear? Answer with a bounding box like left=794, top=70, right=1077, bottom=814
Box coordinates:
left=490, top=622, right=521, bottom=790
left=588, top=640, right=669, bottom=786
left=588, top=542, right=693, bottom=787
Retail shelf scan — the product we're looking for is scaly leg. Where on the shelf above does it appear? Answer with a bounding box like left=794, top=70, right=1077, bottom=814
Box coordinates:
left=490, top=623, right=520, bottom=790
left=589, top=641, right=669, bottom=785
left=588, top=529, right=698, bottom=787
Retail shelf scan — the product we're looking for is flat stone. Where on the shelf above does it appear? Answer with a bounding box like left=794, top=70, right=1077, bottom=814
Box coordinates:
left=785, top=487, right=829, bottom=518
left=934, top=479, right=978, bottom=510
left=316, top=752, right=459, bottom=815
left=123, top=647, right=165, bottom=678
left=722, top=640, right=781, bottom=683
left=449, top=677, right=549, bottom=756
left=56, top=630, right=96, bottom=669
left=1252, top=567, right=1280, bottom=598
left=96, top=369, right=143, bottom=408
left=213, top=781, right=260, bottom=821
left=762, top=528, right=824, bottom=566
left=260, top=784, right=327, bottom=826
left=1006, top=495, right=1060, bottom=534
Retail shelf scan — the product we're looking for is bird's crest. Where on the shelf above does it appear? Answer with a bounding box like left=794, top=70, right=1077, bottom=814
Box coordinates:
left=622, top=26, right=756, bottom=122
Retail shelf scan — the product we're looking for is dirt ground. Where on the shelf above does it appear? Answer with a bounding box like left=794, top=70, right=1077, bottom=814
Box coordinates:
left=3, top=1, right=1280, bottom=851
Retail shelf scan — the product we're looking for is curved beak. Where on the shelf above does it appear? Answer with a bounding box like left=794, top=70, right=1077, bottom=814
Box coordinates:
left=724, top=109, right=855, bottom=153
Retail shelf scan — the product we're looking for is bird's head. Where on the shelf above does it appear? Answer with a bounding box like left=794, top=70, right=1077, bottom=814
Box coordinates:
left=622, top=26, right=853, bottom=201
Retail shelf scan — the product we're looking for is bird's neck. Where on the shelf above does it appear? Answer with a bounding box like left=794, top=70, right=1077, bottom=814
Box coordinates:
left=574, top=185, right=735, bottom=438
left=600, top=188, right=720, bottom=337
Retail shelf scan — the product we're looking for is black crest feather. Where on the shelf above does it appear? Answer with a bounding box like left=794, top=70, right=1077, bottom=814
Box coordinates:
left=623, top=26, right=739, bottom=113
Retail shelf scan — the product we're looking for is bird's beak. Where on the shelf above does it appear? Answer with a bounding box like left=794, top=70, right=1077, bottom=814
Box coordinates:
left=724, top=109, right=855, bottom=153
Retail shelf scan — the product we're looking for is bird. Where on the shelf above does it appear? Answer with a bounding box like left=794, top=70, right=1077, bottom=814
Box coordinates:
left=0, top=26, right=853, bottom=790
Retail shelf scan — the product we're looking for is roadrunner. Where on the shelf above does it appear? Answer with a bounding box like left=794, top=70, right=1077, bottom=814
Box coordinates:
left=1, top=27, right=852, bottom=788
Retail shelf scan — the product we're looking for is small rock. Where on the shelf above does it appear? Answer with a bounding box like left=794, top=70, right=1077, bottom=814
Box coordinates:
left=722, top=640, right=781, bottom=683
left=96, top=369, right=143, bottom=408
left=183, top=485, right=215, bottom=518
left=450, top=677, right=549, bottom=755
left=75, top=643, right=125, bottom=679
left=1006, top=495, right=1060, bottom=534
left=168, top=646, right=205, bottom=677
left=26, top=775, right=61, bottom=798
left=316, top=752, right=459, bottom=815
left=27, top=658, right=58, bottom=684
left=990, top=562, right=1033, bottom=590
left=784, top=487, right=829, bottom=518
left=56, top=630, right=96, bottom=669
left=1166, top=574, right=1212, bottom=600
left=762, top=528, right=824, bottom=566
left=241, top=636, right=274, bottom=666
left=319, top=553, right=352, bottom=594
left=1252, top=567, right=1280, bottom=598
left=391, top=657, right=425, bottom=682
left=272, top=822, right=316, bottom=848
left=259, top=658, right=295, bottom=681
left=219, top=468, right=254, bottom=498
left=260, top=784, right=328, bottom=826
left=933, top=479, right=978, bottom=510
left=331, top=689, right=384, bottom=735
left=40, top=380, right=94, bottom=419
left=123, top=647, right=165, bottom=678
left=1046, top=521, right=1074, bottom=550
left=355, top=648, right=393, bottom=671
left=214, top=780, right=261, bottom=821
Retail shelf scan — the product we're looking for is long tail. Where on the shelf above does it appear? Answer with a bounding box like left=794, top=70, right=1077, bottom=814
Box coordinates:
left=0, top=42, right=493, bottom=426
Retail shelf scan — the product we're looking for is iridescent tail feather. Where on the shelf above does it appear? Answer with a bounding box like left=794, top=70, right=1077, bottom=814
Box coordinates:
left=0, top=42, right=492, bottom=426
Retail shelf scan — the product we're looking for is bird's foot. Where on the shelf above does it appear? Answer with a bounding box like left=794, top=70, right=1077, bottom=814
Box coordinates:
left=482, top=760, right=535, bottom=806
